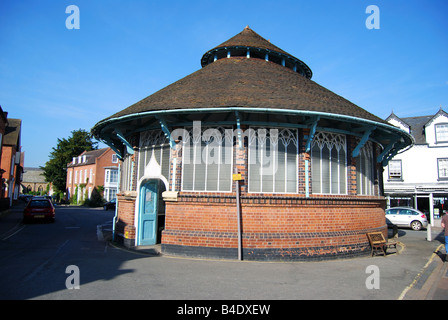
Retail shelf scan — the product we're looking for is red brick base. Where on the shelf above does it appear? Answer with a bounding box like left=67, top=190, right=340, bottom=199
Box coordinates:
left=161, top=193, right=387, bottom=261
left=114, top=193, right=137, bottom=248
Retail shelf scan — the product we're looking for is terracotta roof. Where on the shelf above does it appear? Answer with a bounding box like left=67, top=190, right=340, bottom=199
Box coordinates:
left=101, top=56, right=385, bottom=125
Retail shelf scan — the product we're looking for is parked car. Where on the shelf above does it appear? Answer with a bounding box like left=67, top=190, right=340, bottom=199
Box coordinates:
left=103, top=198, right=116, bottom=211
left=23, top=197, right=55, bottom=223
left=385, top=207, right=428, bottom=231
left=19, top=195, right=33, bottom=203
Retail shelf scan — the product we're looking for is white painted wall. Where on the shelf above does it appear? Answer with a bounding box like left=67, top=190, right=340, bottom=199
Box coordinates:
left=384, top=111, right=448, bottom=191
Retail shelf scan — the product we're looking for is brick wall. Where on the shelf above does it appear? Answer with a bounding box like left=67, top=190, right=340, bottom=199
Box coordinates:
left=162, top=194, right=386, bottom=261
left=115, top=193, right=137, bottom=248
left=161, top=130, right=387, bottom=261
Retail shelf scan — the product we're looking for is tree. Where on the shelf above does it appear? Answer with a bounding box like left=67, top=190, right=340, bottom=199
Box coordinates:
left=41, top=129, right=98, bottom=192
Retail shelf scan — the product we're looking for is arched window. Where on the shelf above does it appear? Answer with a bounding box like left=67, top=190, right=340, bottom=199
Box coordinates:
left=311, top=131, right=347, bottom=194
left=248, top=128, right=298, bottom=193
left=356, top=141, right=375, bottom=195
left=181, top=126, right=233, bottom=192
left=138, top=130, right=171, bottom=188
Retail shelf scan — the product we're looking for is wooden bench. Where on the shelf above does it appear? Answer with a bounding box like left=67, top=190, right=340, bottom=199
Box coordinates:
left=367, top=232, right=387, bottom=256
left=367, top=232, right=399, bottom=256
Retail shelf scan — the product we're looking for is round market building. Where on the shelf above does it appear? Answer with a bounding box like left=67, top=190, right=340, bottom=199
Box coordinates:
left=91, top=27, right=413, bottom=261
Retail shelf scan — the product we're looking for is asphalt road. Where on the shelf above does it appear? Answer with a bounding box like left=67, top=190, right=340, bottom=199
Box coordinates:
left=0, top=205, right=117, bottom=299
left=0, top=204, right=446, bottom=301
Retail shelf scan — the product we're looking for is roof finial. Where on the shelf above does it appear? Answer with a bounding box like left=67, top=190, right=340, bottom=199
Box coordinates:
left=245, top=25, right=250, bottom=30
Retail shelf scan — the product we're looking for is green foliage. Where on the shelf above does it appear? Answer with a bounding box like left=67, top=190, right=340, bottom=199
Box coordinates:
left=23, top=190, right=44, bottom=196
left=85, top=187, right=105, bottom=207
left=41, top=129, right=98, bottom=192
left=71, top=186, right=79, bottom=205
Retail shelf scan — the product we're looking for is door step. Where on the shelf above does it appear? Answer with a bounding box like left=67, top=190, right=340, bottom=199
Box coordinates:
left=135, top=244, right=162, bottom=256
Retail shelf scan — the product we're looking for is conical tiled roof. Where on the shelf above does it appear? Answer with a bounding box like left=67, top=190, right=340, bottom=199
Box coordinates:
left=103, top=57, right=383, bottom=124
left=201, top=26, right=312, bottom=79
left=92, top=27, right=413, bottom=160
left=212, top=26, right=290, bottom=56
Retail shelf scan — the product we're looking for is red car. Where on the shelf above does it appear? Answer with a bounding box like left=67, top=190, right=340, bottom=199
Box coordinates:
left=23, top=197, right=55, bottom=223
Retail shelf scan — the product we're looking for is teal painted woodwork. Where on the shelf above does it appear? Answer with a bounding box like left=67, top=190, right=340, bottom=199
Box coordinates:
left=138, top=180, right=159, bottom=246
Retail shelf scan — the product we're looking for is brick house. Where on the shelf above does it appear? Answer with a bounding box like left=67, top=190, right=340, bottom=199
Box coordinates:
left=92, top=27, right=413, bottom=261
left=0, top=106, right=9, bottom=209
left=384, top=108, right=448, bottom=221
left=1, top=117, right=23, bottom=209
left=66, top=148, right=119, bottom=203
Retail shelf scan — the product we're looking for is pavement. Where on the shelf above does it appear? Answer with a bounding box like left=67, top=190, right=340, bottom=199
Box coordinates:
left=1, top=201, right=448, bottom=300
left=402, top=244, right=448, bottom=300
left=398, top=221, right=448, bottom=300
left=0, top=201, right=27, bottom=241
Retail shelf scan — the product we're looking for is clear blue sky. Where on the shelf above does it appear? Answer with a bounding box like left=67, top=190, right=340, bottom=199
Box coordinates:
left=1, top=0, right=447, bottom=168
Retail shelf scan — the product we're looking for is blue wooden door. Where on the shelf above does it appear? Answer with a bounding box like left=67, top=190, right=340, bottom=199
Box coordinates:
left=138, top=180, right=158, bottom=245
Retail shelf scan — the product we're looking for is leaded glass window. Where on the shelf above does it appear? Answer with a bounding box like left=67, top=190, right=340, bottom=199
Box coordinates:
left=138, top=130, right=171, bottom=184
left=356, top=141, right=375, bottom=195
left=181, top=127, right=233, bottom=192
left=311, top=131, right=347, bottom=194
left=248, top=128, right=298, bottom=193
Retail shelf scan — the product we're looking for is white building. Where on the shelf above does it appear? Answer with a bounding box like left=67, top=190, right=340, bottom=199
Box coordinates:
left=384, top=108, right=448, bottom=221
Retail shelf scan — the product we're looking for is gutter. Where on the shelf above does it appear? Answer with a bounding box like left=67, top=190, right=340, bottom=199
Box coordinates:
left=93, top=107, right=411, bottom=137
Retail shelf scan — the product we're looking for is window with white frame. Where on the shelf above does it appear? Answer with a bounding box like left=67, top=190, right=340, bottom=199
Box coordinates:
left=105, top=188, right=117, bottom=201
left=104, top=166, right=118, bottom=204
left=388, top=160, right=402, bottom=180
left=356, top=141, right=375, bottom=195
left=112, top=154, right=118, bottom=163
left=74, top=170, right=78, bottom=184
left=248, top=128, right=298, bottom=193
left=435, top=124, right=448, bottom=143
left=110, top=188, right=117, bottom=200
left=182, top=126, right=233, bottom=192
left=438, top=158, right=448, bottom=179
left=311, top=131, right=347, bottom=194
left=105, top=169, right=118, bottom=184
